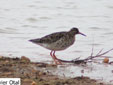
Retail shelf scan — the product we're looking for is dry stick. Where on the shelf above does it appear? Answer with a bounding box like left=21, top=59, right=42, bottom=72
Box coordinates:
left=95, top=48, right=113, bottom=57
left=90, top=35, right=95, bottom=57
left=98, top=48, right=113, bottom=56
left=96, top=48, right=103, bottom=56
left=85, top=48, right=113, bottom=61
left=90, top=45, right=94, bottom=57
left=58, top=48, right=113, bottom=64
left=90, top=45, right=94, bottom=58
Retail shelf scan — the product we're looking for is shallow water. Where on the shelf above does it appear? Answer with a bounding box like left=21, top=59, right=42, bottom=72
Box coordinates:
left=0, top=0, right=113, bottom=83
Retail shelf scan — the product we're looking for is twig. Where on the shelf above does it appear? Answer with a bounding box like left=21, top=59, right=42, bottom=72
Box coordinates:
left=90, top=35, right=94, bottom=57
left=96, top=48, right=113, bottom=57
left=85, top=48, right=113, bottom=61
left=90, top=45, right=94, bottom=57
left=57, top=48, right=113, bottom=64
left=96, top=48, right=103, bottom=56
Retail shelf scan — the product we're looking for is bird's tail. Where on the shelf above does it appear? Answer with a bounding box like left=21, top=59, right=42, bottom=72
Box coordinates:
left=29, top=39, right=34, bottom=42
left=29, top=39, right=38, bottom=43
left=29, top=39, right=40, bottom=43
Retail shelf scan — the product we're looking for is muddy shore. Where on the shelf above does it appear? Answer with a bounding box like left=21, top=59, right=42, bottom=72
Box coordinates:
left=0, top=56, right=106, bottom=85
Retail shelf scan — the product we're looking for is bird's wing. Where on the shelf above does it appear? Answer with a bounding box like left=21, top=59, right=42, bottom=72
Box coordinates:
left=29, top=32, right=66, bottom=44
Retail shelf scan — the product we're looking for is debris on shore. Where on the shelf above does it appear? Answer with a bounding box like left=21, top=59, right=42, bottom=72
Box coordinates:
left=0, top=56, right=105, bottom=85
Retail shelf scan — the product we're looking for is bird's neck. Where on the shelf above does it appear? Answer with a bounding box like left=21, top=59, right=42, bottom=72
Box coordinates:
left=68, top=31, right=76, bottom=37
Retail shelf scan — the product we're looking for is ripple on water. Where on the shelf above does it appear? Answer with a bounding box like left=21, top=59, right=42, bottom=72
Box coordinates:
left=4, top=9, right=10, bottom=11
left=90, top=27, right=101, bottom=30
left=22, top=25, right=38, bottom=28
left=28, top=5, right=36, bottom=8
left=102, top=32, right=113, bottom=35
left=39, top=16, right=51, bottom=20
left=107, top=6, right=113, bottom=9
left=88, top=43, right=102, bottom=46
left=0, top=27, right=17, bottom=34
left=26, top=18, right=38, bottom=23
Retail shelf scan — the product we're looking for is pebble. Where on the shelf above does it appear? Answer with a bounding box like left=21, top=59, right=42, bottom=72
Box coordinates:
left=21, top=56, right=30, bottom=62
left=103, top=58, right=109, bottom=63
left=31, top=81, right=36, bottom=85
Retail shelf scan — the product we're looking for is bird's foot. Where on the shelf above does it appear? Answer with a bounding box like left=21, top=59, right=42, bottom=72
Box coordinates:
left=55, top=59, right=62, bottom=65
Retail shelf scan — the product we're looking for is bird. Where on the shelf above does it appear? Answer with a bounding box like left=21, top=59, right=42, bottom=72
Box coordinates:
left=29, top=27, right=86, bottom=65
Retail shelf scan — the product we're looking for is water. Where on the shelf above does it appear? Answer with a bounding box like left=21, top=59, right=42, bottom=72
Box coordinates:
left=0, top=0, right=113, bottom=84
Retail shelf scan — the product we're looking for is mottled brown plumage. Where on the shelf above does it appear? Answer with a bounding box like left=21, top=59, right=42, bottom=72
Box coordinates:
left=29, top=27, right=86, bottom=65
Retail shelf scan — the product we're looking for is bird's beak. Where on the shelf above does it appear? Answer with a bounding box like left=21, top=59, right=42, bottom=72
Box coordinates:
left=79, top=32, right=86, bottom=36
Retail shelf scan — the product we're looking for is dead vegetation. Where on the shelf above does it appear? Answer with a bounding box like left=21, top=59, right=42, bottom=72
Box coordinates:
left=58, top=48, right=113, bottom=64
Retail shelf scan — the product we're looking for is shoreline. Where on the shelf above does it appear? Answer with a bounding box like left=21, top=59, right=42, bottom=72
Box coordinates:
left=0, top=56, right=106, bottom=85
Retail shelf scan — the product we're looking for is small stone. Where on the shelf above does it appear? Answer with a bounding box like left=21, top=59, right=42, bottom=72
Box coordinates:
left=0, top=56, right=3, bottom=59
left=64, top=84, right=68, bottom=85
left=31, top=69, right=37, bottom=73
left=103, top=58, right=109, bottom=63
left=3, top=72, right=12, bottom=76
left=23, top=79, right=33, bottom=84
left=48, top=64, right=57, bottom=67
left=21, top=56, right=30, bottom=62
left=39, top=72, right=46, bottom=76
left=31, top=81, right=36, bottom=85
left=5, top=60, right=9, bottom=63
left=39, top=72, right=43, bottom=76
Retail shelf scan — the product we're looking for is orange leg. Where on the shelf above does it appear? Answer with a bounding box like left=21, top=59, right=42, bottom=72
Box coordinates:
left=53, top=51, right=62, bottom=64
left=50, top=51, right=58, bottom=64
left=50, top=51, right=62, bottom=65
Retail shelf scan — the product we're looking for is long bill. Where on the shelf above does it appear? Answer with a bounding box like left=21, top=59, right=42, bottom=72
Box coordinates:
left=79, top=32, right=86, bottom=36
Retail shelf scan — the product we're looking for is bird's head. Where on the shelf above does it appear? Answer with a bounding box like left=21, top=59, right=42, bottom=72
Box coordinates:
left=70, top=27, right=86, bottom=36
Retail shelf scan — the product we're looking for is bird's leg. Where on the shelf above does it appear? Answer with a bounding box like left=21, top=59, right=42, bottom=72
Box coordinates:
left=50, top=51, right=58, bottom=64
left=53, top=51, right=62, bottom=65
left=52, top=51, right=58, bottom=60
